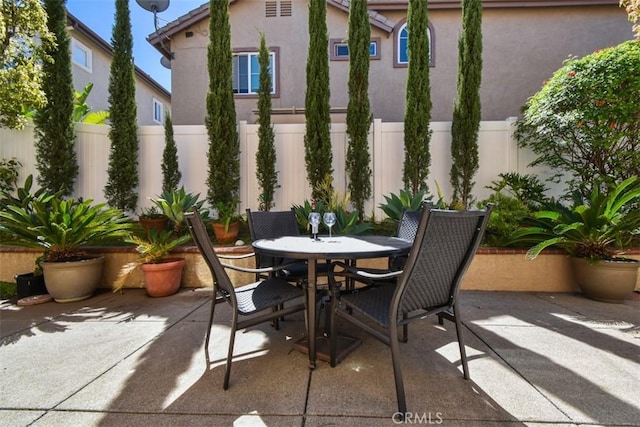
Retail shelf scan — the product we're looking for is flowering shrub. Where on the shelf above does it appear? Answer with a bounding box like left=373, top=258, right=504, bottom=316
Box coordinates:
left=515, top=40, right=640, bottom=197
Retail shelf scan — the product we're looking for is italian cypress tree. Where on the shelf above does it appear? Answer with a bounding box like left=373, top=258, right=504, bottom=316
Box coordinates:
left=34, top=0, right=77, bottom=196
left=403, top=0, right=432, bottom=195
left=256, top=32, right=278, bottom=211
left=305, top=0, right=332, bottom=201
left=162, top=112, right=181, bottom=193
left=345, top=0, right=372, bottom=220
left=450, top=0, right=483, bottom=209
left=205, top=0, right=239, bottom=210
left=104, top=0, right=138, bottom=211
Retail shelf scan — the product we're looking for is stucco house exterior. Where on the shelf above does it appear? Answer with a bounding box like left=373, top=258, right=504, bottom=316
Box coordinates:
left=67, top=11, right=171, bottom=126
left=148, top=0, right=633, bottom=126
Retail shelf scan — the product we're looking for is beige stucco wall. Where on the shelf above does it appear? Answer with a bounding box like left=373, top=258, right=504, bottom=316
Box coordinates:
left=4, top=248, right=638, bottom=293
left=169, top=1, right=633, bottom=125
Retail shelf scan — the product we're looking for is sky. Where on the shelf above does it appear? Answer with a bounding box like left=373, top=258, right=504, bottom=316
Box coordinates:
left=65, top=0, right=208, bottom=92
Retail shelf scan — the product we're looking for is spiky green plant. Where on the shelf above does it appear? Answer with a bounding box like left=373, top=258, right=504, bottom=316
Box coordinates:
left=510, top=177, right=640, bottom=261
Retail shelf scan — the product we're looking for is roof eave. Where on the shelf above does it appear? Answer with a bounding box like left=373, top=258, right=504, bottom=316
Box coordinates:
left=66, top=10, right=171, bottom=98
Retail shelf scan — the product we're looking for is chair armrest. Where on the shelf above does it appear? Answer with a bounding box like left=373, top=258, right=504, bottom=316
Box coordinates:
left=328, top=260, right=403, bottom=289
left=217, top=252, right=256, bottom=260
left=220, top=260, right=301, bottom=275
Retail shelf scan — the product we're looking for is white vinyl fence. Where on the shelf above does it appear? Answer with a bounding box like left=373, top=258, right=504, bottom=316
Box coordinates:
left=0, top=118, right=562, bottom=218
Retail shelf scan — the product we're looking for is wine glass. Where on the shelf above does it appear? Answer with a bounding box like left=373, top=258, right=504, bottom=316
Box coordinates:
left=308, top=212, right=321, bottom=240
left=323, top=212, right=336, bottom=241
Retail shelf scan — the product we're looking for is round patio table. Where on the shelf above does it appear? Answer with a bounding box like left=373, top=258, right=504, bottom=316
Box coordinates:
left=252, top=235, right=412, bottom=369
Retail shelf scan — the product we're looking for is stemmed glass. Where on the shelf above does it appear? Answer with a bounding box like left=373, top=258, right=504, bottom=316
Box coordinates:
left=323, top=212, right=336, bottom=241
left=308, top=212, right=321, bottom=241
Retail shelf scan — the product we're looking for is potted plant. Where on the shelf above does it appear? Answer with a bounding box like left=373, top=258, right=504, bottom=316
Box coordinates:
left=0, top=176, right=133, bottom=302
left=113, top=229, right=191, bottom=297
left=511, top=176, right=640, bottom=303
left=137, top=206, right=168, bottom=235
left=150, top=187, right=208, bottom=235
left=1, top=174, right=48, bottom=299
left=212, top=200, right=242, bottom=244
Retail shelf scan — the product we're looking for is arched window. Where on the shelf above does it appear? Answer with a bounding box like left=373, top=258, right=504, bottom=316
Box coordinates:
left=394, top=20, right=434, bottom=68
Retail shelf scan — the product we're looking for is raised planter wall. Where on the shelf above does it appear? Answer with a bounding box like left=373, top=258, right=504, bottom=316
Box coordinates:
left=5, top=246, right=637, bottom=293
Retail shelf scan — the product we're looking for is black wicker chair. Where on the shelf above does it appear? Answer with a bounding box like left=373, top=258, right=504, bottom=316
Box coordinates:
left=388, top=208, right=422, bottom=271
left=186, top=208, right=306, bottom=390
left=246, top=208, right=330, bottom=292
left=327, top=204, right=493, bottom=415
left=245, top=208, right=309, bottom=283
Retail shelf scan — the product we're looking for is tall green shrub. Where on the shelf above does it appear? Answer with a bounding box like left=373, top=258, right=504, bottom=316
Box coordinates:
left=34, top=0, right=77, bottom=196
left=305, top=0, right=332, bottom=201
left=205, top=0, right=239, bottom=210
left=345, top=0, right=372, bottom=221
left=162, top=112, right=181, bottom=193
left=104, top=0, right=138, bottom=211
left=0, top=0, right=53, bottom=129
left=515, top=40, right=640, bottom=197
left=449, top=0, right=483, bottom=209
left=256, top=32, right=278, bottom=211
left=403, top=0, right=432, bottom=195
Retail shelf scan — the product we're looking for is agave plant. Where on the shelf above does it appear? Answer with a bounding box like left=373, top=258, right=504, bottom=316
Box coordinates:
left=151, top=186, right=209, bottom=234
left=291, top=199, right=371, bottom=236
left=378, top=189, right=426, bottom=223
left=0, top=181, right=133, bottom=262
left=510, top=176, right=640, bottom=261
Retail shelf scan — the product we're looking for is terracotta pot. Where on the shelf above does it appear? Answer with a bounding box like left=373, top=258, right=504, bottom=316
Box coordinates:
left=41, top=256, right=104, bottom=303
left=139, top=216, right=169, bottom=235
left=570, top=257, right=639, bottom=303
left=212, top=221, right=240, bottom=245
left=140, top=257, right=186, bottom=297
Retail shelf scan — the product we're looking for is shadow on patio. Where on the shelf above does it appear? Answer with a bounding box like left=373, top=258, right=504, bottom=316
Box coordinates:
left=0, top=289, right=638, bottom=426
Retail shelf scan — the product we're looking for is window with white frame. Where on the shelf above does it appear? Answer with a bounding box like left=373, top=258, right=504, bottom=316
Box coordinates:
left=232, top=48, right=278, bottom=96
left=394, top=21, right=434, bottom=67
left=153, top=98, right=164, bottom=124
left=71, top=38, right=92, bottom=72
left=329, top=38, right=381, bottom=61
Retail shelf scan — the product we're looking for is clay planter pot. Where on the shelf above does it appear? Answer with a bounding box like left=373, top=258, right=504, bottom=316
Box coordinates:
left=570, top=257, right=639, bottom=303
left=212, top=221, right=240, bottom=245
left=140, top=257, right=186, bottom=297
left=41, top=256, right=105, bottom=303
left=139, top=216, right=169, bottom=235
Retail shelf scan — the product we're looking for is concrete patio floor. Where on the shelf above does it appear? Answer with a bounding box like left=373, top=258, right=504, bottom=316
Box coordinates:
left=1, top=289, right=638, bottom=427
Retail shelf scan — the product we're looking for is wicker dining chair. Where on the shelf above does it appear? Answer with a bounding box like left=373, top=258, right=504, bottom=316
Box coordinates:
left=327, top=204, right=493, bottom=416
left=388, top=208, right=422, bottom=271
left=245, top=208, right=310, bottom=283
left=186, top=208, right=306, bottom=390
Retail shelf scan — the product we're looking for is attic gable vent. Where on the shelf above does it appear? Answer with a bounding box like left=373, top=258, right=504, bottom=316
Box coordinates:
left=280, top=0, right=292, bottom=16
left=265, top=1, right=277, bottom=17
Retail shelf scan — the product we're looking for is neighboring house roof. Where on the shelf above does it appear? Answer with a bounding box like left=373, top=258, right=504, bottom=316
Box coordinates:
left=148, top=0, right=623, bottom=58
left=66, top=10, right=171, bottom=99
left=147, top=0, right=396, bottom=59
left=367, top=0, right=621, bottom=8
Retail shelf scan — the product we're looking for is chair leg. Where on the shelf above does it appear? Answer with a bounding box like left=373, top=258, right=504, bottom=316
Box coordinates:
left=329, top=286, right=339, bottom=367
left=272, top=305, right=280, bottom=330
left=452, top=304, right=470, bottom=380
left=223, top=313, right=239, bottom=390
left=389, top=324, right=407, bottom=415
left=205, top=288, right=218, bottom=350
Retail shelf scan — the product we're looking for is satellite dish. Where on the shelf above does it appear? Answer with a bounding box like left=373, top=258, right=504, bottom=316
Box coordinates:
left=135, top=0, right=170, bottom=13
left=160, top=56, right=171, bottom=69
